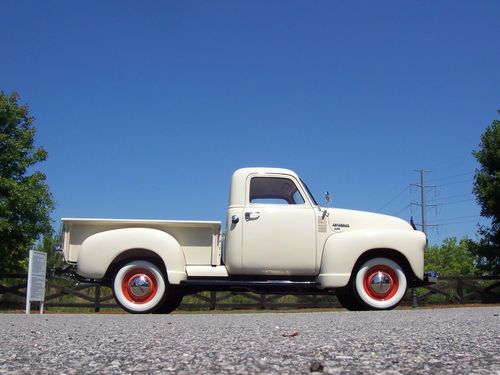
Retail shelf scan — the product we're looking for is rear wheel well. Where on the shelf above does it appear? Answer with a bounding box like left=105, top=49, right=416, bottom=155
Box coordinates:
left=102, top=249, right=167, bottom=286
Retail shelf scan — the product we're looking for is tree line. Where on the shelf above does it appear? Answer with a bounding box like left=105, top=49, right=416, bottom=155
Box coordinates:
left=0, top=90, right=499, bottom=276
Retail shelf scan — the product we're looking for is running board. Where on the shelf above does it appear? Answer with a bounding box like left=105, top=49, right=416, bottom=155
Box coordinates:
left=180, top=278, right=319, bottom=289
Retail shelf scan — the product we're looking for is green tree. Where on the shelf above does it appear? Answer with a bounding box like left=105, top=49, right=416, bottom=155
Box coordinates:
left=34, top=231, right=64, bottom=273
left=0, top=91, right=54, bottom=273
left=472, top=111, right=500, bottom=275
left=425, top=237, right=478, bottom=276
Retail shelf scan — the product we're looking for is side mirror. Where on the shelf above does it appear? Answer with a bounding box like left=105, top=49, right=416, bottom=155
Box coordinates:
left=324, top=191, right=332, bottom=205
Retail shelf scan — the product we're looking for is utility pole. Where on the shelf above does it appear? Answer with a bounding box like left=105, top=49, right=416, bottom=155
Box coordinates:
left=411, top=169, right=435, bottom=309
left=419, top=169, right=428, bottom=235
left=411, top=170, right=436, bottom=235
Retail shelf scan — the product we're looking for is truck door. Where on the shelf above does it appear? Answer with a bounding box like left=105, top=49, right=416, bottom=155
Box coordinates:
left=241, top=175, right=317, bottom=275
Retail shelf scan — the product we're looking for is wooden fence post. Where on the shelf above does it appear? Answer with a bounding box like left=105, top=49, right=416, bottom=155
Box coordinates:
left=312, top=295, right=319, bottom=308
left=260, top=294, right=266, bottom=309
left=412, top=288, right=418, bottom=308
left=94, top=285, right=101, bottom=313
left=209, top=291, right=217, bottom=310
left=457, top=277, right=464, bottom=304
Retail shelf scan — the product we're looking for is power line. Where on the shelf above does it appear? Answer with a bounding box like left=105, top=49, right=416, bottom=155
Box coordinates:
left=427, top=193, right=474, bottom=203
left=437, top=199, right=476, bottom=206
left=428, top=220, right=482, bottom=227
left=427, top=172, right=474, bottom=183
left=393, top=204, right=411, bottom=216
left=437, top=179, right=474, bottom=187
left=376, top=186, right=410, bottom=212
left=423, top=159, right=475, bottom=172
left=390, top=170, right=480, bottom=238
left=430, top=215, right=481, bottom=223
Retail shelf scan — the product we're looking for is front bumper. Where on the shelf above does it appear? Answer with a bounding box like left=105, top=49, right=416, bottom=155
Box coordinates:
left=412, top=271, right=438, bottom=287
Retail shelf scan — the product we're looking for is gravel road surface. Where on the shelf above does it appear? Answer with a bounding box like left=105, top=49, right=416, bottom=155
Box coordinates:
left=0, top=307, right=498, bottom=374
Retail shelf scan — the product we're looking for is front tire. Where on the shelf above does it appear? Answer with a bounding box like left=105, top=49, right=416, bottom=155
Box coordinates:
left=336, top=291, right=365, bottom=311
left=113, top=260, right=166, bottom=314
left=353, top=257, right=407, bottom=310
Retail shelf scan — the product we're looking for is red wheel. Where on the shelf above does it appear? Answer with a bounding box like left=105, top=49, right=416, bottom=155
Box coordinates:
left=121, top=268, right=158, bottom=304
left=354, top=257, right=407, bottom=310
left=113, top=260, right=166, bottom=313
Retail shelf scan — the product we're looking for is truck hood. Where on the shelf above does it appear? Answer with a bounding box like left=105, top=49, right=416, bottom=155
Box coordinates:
left=325, top=207, right=413, bottom=233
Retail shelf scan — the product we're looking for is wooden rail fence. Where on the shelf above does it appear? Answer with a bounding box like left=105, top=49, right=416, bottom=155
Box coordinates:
left=1, top=274, right=498, bottom=312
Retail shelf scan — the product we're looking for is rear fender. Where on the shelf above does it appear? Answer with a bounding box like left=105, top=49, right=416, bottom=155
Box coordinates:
left=77, top=228, right=187, bottom=284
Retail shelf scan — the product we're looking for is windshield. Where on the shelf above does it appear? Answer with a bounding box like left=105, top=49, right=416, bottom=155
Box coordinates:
left=300, top=179, right=318, bottom=206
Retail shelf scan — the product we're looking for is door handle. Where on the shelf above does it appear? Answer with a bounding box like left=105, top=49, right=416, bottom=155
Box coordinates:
left=245, top=212, right=260, bottom=221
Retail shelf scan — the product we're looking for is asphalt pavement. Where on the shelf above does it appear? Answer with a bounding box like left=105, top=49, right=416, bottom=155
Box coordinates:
left=0, top=306, right=499, bottom=374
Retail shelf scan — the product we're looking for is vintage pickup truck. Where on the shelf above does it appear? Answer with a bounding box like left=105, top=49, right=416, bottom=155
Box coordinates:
left=59, top=167, right=435, bottom=313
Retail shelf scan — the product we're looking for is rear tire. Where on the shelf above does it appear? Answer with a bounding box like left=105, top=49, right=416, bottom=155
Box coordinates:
left=155, top=290, right=184, bottom=314
left=113, top=260, right=166, bottom=314
left=353, top=257, right=407, bottom=310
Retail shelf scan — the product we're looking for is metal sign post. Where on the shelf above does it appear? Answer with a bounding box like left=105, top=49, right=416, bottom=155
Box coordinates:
left=26, top=250, right=47, bottom=314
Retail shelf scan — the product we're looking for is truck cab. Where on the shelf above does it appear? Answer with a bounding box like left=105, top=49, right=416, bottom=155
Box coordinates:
left=225, top=168, right=319, bottom=276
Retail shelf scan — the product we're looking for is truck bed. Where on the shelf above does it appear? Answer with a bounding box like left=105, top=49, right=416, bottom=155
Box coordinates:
left=62, top=218, right=222, bottom=266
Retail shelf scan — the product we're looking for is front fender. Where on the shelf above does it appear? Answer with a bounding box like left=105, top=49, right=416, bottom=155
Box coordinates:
left=317, top=230, right=426, bottom=288
left=77, top=228, right=187, bottom=284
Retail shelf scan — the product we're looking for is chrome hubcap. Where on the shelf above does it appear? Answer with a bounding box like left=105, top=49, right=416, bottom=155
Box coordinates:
left=369, top=271, right=392, bottom=294
left=129, top=275, right=152, bottom=298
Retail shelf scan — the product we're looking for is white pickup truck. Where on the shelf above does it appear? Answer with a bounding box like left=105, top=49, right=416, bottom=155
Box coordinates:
left=59, top=167, right=435, bottom=313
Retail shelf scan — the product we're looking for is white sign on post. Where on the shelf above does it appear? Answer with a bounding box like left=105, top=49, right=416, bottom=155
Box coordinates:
left=26, top=250, right=47, bottom=314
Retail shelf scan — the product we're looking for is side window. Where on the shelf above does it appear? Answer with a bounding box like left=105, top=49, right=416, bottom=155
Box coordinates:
left=250, top=177, right=305, bottom=205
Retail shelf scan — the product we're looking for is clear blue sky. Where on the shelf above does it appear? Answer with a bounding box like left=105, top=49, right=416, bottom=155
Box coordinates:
left=1, top=1, right=499, bottom=245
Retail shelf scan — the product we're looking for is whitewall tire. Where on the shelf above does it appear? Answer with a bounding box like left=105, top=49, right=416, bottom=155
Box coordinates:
left=354, top=257, right=407, bottom=310
left=113, top=260, right=166, bottom=314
